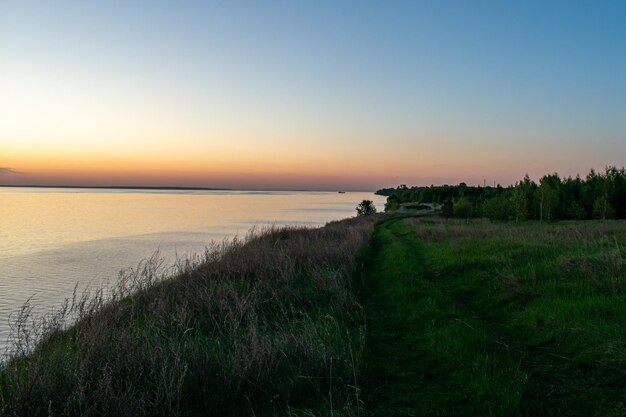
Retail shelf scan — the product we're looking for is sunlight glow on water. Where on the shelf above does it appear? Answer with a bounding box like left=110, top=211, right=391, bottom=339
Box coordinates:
left=0, top=188, right=385, bottom=346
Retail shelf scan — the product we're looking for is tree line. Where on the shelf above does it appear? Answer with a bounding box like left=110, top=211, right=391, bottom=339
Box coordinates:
left=377, top=166, right=626, bottom=221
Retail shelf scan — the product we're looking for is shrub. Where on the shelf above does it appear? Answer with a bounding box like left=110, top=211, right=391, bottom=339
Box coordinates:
left=453, top=197, right=473, bottom=219
left=483, top=195, right=512, bottom=221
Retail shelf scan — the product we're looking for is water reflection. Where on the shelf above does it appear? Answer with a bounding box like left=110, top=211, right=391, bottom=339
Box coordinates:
left=0, top=188, right=385, bottom=347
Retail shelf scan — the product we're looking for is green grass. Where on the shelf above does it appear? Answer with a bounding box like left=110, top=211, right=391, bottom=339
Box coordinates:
left=361, top=217, right=626, bottom=416
left=2, top=215, right=625, bottom=416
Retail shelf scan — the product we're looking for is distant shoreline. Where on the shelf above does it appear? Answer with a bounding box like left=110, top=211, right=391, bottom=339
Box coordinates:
left=0, top=184, right=232, bottom=191
left=0, top=184, right=372, bottom=193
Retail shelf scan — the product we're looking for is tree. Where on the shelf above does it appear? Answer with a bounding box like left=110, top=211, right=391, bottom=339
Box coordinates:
left=539, top=174, right=561, bottom=221
left=593, top=196, right=615, bottom=220
left=356, top=200, right=377, bottom=216
left=510, top=182, right=528, bottom=222
left=374, top=167, right=626, bottom=222
left=518, top=174, right=539, bottom=219
left=384, top=195, right=400, bottom=212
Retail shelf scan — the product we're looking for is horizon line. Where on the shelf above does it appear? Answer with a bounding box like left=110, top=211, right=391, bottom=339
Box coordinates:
left=0, top=184, right=376, bottom=193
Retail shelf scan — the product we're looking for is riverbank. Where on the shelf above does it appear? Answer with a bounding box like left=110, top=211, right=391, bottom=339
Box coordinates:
left=1, top=215, right=381, bottom=417
left=0, top=187, right=387, bottom=349
left=2, top=215, right=625, bottom=416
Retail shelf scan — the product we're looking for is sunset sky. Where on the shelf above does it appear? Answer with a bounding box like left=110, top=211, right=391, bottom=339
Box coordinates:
left=1, top=1, right=625, bottom=190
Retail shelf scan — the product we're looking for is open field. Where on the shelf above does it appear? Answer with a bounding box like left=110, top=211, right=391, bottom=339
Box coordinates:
left=361, top=217, right=626, bottom=416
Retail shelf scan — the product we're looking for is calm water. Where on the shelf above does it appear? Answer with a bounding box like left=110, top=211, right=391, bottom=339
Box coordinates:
left=0, top=187, right=385, bottom=346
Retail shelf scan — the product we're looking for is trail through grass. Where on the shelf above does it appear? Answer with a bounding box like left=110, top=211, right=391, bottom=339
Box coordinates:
left=361, top=217, right=626, bottom=417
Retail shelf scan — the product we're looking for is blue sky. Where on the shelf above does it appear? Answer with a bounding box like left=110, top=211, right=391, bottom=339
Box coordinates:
left=1, top=1, right=625, bottom=189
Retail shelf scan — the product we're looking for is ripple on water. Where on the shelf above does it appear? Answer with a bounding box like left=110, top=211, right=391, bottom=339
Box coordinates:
left=0, top=231, right=228, bottom=351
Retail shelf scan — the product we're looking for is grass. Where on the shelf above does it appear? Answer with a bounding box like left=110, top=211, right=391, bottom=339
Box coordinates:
left=361, top=217, right=626, bottom=416
left=0, top=215, right=382, bottom=417
left=2, top=215, right=625, bottom=416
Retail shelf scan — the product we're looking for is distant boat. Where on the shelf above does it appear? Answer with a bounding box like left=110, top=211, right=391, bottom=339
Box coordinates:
left=338, top=191, right=346, bottom=194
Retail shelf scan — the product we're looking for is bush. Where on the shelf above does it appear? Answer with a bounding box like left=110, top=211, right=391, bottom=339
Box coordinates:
left=483, top=195, right=512, bottom=221
left=453, top=197, right=473, bottom=219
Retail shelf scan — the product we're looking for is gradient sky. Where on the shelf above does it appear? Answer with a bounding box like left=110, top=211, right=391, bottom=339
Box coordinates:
left=1, top=1, right=625, bottom=190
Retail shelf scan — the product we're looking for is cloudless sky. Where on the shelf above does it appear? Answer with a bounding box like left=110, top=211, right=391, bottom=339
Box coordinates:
left=1, top=1, right=625, bottom=190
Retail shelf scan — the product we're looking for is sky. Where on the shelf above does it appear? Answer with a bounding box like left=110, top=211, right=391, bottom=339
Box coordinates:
left=1, top=1, right=625, bottom=191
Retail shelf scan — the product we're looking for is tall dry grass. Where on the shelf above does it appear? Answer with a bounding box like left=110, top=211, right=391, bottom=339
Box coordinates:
left=0, top=215, right=382, bottom=417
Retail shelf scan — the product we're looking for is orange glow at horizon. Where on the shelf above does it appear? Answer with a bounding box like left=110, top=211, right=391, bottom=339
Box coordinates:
left=2, top=2, right=626, bottom=191
left=1, top=142, right=569, bottom=191
left=2, top=57, right=623, bottom=190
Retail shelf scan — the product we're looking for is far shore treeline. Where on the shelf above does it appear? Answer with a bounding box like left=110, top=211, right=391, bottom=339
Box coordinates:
left=377, top=166, right=626, bottom=221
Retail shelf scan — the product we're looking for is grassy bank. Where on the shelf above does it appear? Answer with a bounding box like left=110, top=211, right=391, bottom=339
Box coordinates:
left=3, top=215, right=625, bottom=416
left=0, top=215, right=381, bottom=417
left=361, top=217, right=626, bottom=416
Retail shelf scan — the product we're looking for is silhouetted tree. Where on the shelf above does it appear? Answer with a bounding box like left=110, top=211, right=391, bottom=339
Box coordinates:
left=384, top=195, right=400, bottom=212
left=356, top=200, right=377, bottom=216
left=539, top=174, right=561, bottom=221
left=377, top=166, right=626, bottom=222
left=511, top=182, right=528, bottom=222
